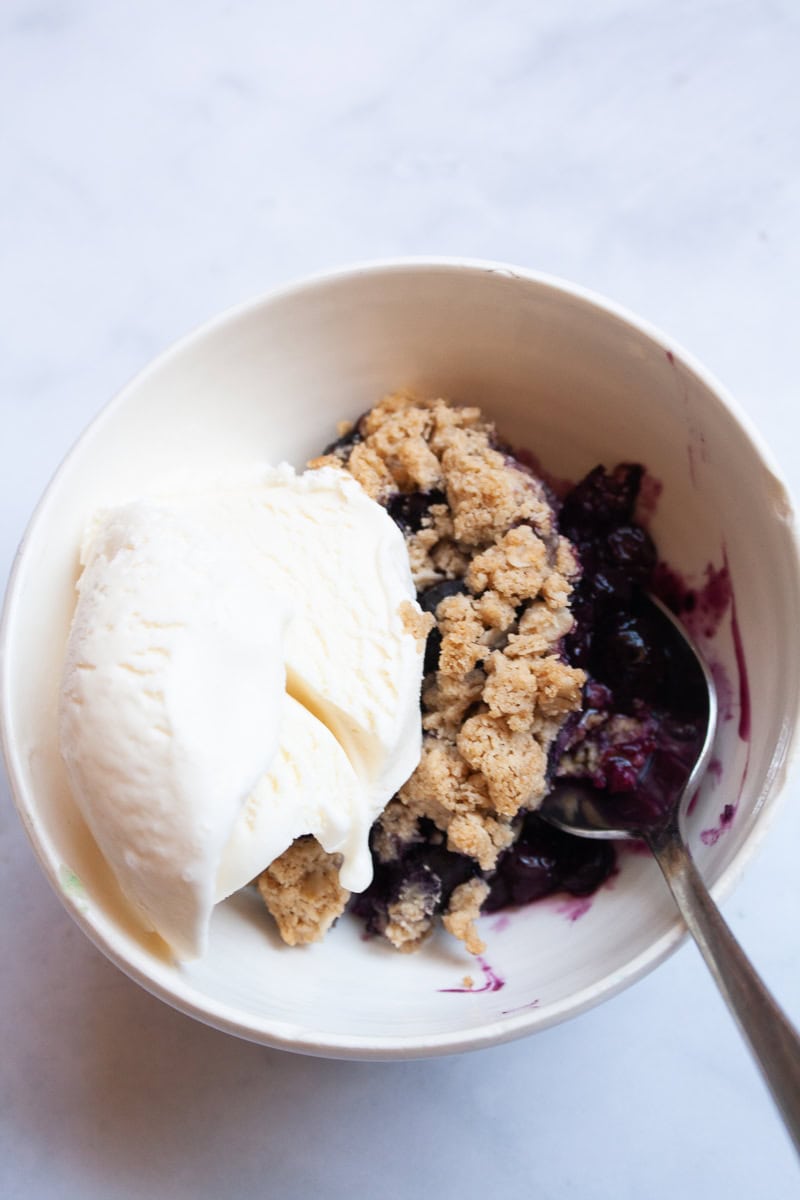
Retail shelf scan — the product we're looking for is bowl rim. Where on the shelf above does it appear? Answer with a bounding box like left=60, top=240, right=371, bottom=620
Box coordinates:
left=3, top=254, right=800, bottom=1060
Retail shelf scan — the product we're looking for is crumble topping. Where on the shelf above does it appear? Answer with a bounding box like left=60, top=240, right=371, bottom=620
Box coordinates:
left=382, top=878, right=439, bottom=953
left=399, top=599, right=435, bottom=649
left=442, top=878, right=490, bottom=956
left=259, top=393, right=586, bottom=958
left=256, top=836, right=349, bottom=946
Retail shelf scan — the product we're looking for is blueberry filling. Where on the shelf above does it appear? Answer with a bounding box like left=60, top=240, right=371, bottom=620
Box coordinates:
left=482, top=813, right=615, bottom=912
left=484, top=462, right=697, bottom=911
left=350, top=820, right=478, bottom=936
left=349, top=453, right=706, bottom=932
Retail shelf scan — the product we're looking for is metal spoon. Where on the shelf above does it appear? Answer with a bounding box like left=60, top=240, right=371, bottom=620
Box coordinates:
left=539, top=594, right=800, bottom=1154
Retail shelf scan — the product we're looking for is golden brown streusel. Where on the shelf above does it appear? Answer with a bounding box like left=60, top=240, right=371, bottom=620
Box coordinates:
left=466, top=526, right=550, bottom=605
left=256, top=837, right=349, bottom=946
left=442, top=878, right=490, bottom=956
left=399, top=599, right=435, bottom=650
left=382, top=882, right=438, bottom=952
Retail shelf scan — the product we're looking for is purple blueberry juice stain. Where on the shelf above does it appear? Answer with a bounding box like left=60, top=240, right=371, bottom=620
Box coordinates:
left=729, top=585, right=751, bottom=742
left=650, top=553, right=748, bottom=755
left=500, top=999, right=540, bottom=1016
left=649, top=561, right=687, bottom=615
left=489, top=914, right=511, bottom=933
left=688, top=760, right=721, bottom=814
left=439, top=957, right=505, bottom=994
left=651, top=555, right=749, bottom=772
left=554, top=895, right=593, bottom=922
left=652, top=559, right=732, bottom=642
left=701, top=802, right=738, bottom=846
left=711, top=661, right=735, bottom=723
left=700, top=562, right=733, bottom=635
left=646, top=553, right=750, bottom=844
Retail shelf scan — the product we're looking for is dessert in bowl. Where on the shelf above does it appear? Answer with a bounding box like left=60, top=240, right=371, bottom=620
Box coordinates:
left=2, top=259, right=799, bottom=1058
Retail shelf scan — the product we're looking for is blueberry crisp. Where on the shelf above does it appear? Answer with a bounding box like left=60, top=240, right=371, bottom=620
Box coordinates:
left=255, top=393, right=703, bottom=954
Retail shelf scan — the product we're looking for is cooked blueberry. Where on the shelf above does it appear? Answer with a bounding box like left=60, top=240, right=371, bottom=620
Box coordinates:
left=583, top=679, right=613, bottom=709
left=589, top=566, right=634, bottom=604
left=607, top=525, right=657, bottom=578
left=605, top=619, right=650, bottom=673
left=497, top=847, right=559, bottom=906
left=417, top=577, right=469, bottom=614
left=603, top=754, right=644, bottom=793
left=559, top=464, right=643, bottom=536
left=423, top=630, right=442, bottom=675
left=350, top=832, right=477, bottom=935
left=484, top=814, right=615, bottom=911
left=558, top=841, right=616, bottom=895
left=322, top=414, right=367, bottom=458
left=387, top=488, right=447, bottom=534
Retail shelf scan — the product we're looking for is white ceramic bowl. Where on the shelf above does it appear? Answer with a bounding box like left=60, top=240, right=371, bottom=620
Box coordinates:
left=3, top=259, right=799, bottom=1059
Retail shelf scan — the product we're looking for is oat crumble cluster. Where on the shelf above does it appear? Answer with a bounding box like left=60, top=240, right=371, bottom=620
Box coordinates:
left=257, top=393, right=586, bottom=955
left=257, top=837, right=348, bottom=947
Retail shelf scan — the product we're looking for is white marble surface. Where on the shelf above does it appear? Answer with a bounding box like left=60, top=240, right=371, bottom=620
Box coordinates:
left=2, top=2, right=799, bottom=1196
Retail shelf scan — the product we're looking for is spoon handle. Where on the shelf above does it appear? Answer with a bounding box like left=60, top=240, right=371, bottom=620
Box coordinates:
left=647, top=821, right=800, bottom=1156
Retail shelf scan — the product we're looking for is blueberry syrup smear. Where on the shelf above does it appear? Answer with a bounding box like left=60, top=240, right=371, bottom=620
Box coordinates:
left=439, top=958, right=505, bottom=993
left=350, top=456, right=708, bottom=938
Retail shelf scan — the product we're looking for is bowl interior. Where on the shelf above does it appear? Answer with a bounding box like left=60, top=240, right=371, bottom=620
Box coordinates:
left=3, top=262, right=799, bottom=1057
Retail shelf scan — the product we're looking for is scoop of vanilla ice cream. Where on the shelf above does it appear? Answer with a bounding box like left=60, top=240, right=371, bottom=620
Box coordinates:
left=216, top=693, right=371, bottom=901
left=185, top=465, right=424, bottom=808
left=170, top=463, right=429, bottom=811
left=60, top=464, right=426, bottom=960
left=59, top=503, right=290, bottom=960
